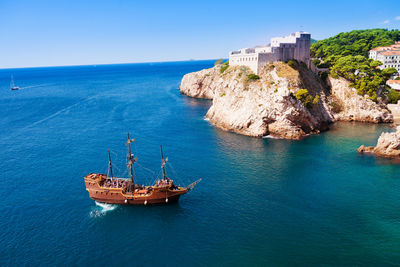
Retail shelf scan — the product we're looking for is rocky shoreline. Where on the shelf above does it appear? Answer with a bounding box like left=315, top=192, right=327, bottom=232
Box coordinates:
left=358, top=126, right=400, bottom=158
left=180, top=62, right=393, bottom=140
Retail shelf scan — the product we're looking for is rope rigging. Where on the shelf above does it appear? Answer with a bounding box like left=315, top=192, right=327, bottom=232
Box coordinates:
left=103, top=135, right=189, bottom=187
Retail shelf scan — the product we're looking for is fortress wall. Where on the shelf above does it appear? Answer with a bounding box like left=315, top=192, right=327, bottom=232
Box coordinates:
left=229, top=32, right=311, bottom=74
left=294, top=33, right=311, bottom=63
left=229, top=53, right=259, bottom=74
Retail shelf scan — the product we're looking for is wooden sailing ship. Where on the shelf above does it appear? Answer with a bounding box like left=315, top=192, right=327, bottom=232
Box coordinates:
left=84, top=134, right=200, bottom=205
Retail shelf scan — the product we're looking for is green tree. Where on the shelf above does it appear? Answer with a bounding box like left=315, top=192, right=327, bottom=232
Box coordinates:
left=388, top=89, right=400, bottom=104
left=311, top=29, right=400, bottom=61
left=296, top=89, right=319, bottom=109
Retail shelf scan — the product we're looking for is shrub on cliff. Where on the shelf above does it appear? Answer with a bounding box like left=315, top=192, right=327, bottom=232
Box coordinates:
left=319, top=71, right=329, bottom=83
left=296, top=89, right=319, bottom=109
left=246, top=74, right=260, bottom=81
left=220, top=63, right=229, bottom=74
left=287, top=60, right=296, bottom=68
left=330, top=100, right=343, bottom=113
left=388, top=89, right=400, bottom=104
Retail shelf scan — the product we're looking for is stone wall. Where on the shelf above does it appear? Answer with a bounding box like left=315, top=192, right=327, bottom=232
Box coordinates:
left=229, top=32, right=311, bottom=74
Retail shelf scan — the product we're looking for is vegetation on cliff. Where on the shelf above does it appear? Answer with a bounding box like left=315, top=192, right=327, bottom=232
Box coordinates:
left=246, top=73, right=260, bottom=81
left=295, top=89, right=320, bottom=109
left=311, top=29, right=400, bottom=102
left=330, top=55, right=397, bottom=101
left=180, top=58, right=393, bottom=139
left=311, top=29, right=400, bottom=60
left=215, top=59, right=229, bottom=73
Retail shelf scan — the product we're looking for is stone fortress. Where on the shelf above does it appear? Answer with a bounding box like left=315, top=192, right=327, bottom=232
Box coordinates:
left=229, top=31, right=311, bottom=74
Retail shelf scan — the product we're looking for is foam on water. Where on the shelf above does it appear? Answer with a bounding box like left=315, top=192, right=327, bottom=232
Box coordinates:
left=263, top=135, right=284, bottom=139
left=90, top=201, right=118, bottom=217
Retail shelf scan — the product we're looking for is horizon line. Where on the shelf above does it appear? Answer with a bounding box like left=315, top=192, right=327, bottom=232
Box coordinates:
left=0, top=58, right=229, bottom=70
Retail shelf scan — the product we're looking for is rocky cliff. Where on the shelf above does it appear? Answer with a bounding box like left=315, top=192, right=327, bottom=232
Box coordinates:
left=179, top=62, right=393, bottom=139
left=327, top=77, right=392, bottom=123
left=358, top=126, right=400, bottom=158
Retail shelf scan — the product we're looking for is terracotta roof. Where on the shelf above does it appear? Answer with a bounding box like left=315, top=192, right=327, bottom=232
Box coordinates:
left=387, top=80, right=400, bottom=84
left=381, top=51, right=400, bottom=56
left=370, top=47, right=390, bottom=52
left=370, top=44, right=400, bottom=52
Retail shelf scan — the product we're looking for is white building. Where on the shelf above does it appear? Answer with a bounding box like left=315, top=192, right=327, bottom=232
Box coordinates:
left=387, top=80, right=400, bottom=91
left=229, top=32, right=311, bottom=74
left=369, top=42, right=400, bottom=73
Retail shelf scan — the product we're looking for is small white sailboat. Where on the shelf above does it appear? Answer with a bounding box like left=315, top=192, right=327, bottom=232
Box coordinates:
left=10, top=75, right=20, bottom=90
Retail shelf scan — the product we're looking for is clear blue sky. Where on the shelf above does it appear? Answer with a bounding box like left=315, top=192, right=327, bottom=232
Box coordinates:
left=0, top=0, right=399, bottom=68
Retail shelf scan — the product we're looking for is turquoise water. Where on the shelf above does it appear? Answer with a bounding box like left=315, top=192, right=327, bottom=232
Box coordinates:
left=0, top=61, right=399, bottom=266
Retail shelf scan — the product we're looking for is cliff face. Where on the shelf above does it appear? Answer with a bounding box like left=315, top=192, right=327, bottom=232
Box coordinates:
left=327, top=77, right=392, bottom=123
left=374, top=126, right=400, bottom=158
left=358, top=126, right=400, bottom=158
left=179, top=67, right=219, bottom=99
left=179, top=63, right=393, bottom=139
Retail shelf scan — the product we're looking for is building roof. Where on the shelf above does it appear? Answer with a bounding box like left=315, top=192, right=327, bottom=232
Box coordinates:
left=381, top=50, right=400, bottom=56
left=370, top=47, right=390, bottom=52
left=387, top=80, right=400, bottom=84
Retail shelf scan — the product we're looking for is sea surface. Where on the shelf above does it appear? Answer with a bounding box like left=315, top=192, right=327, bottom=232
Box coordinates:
left=0, top=61, right=399, bottom=266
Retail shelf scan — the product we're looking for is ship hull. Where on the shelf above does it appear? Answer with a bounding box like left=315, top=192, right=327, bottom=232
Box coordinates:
left=84, top=173, right=189, bottom=206
left=90, top=194, right=182, bottom=205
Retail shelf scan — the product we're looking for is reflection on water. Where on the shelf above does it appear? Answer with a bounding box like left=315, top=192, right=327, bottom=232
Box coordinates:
left=181, top=95, right=212, bottom=108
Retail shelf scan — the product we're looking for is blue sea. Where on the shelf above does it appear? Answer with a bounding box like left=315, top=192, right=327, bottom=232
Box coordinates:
left=0, top=61, right=399, bottom=266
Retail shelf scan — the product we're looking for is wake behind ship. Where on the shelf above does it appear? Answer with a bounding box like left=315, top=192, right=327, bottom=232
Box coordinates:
left=84, top=134, right=200, bottom=205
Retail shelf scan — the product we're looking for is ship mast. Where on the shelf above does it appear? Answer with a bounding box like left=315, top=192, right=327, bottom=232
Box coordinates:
left=126, top=133, right=137, bottom=190
left=108, top=149, right=113, bottom=180
left=10, top=75, right=14, bottom=89
left=160, top=145, right=168, bottom=180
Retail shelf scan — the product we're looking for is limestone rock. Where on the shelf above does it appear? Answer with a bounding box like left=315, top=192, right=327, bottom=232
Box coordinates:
left=327, top=77, right=392, bottom=123
left=374, top=126, right=400, bottom=158
left=358, top=126, right=400, bottom=158
left=179, top=66, right=222, bottom=99
left=357, top=145, right=375, bottom=154
left=179, top=62, right=393, bottom=140
left=181, top=62, right=332, bottom=139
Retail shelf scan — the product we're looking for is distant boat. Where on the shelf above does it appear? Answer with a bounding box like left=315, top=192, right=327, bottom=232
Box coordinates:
left=10, top=75, right=20, bottom=90
left=84, top=133, right=201, bottom=205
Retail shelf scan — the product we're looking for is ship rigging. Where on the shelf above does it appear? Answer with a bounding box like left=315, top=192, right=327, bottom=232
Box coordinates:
left=84, top=133, right=201, bottom=205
